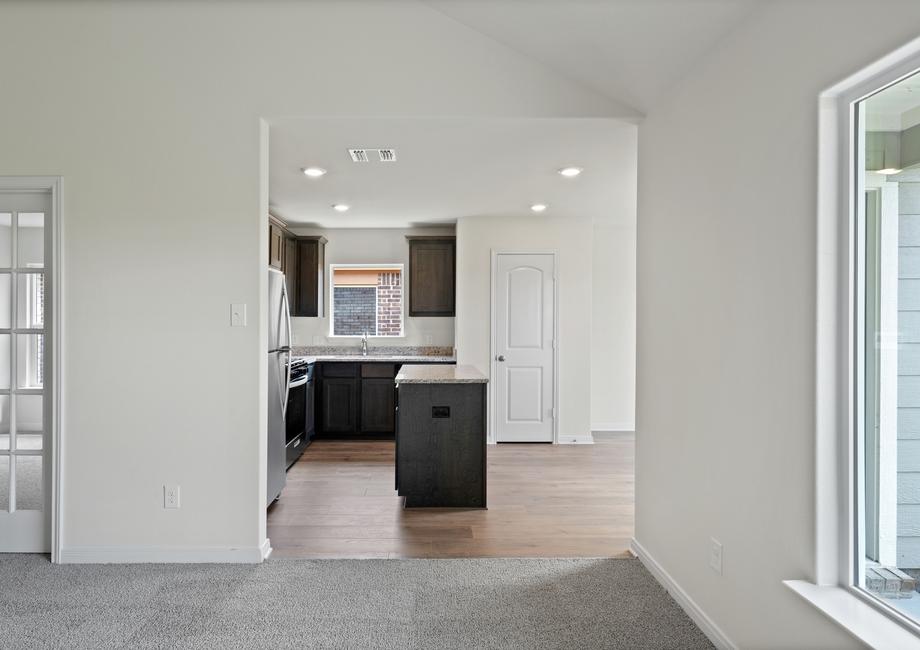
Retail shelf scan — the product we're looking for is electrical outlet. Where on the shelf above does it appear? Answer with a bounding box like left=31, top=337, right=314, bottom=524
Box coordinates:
left=710, top=538, right=723, bottom=575
left=230, top=303, right=247, bottom=327
left=164, top=485, right=180, bottom=509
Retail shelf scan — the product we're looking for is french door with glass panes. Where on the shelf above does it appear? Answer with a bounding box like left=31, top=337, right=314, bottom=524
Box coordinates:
left=0, top=191, right=50, bottom=551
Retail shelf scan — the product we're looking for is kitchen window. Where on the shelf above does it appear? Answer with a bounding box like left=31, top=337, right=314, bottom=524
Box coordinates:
left=329, top=264, right=403, bottom=337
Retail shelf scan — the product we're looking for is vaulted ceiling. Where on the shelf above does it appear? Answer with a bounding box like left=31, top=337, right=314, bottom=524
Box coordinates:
left=423, top=0, right=758, bottom=114
left=268, top=1, right=761, bottom=227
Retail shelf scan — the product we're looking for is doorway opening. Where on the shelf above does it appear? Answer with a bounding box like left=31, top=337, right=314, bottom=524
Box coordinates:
left=260, top=118, right=636, bottom=559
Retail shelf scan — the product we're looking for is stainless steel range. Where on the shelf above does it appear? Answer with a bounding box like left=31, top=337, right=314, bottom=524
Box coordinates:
left=285, top=357, right=314, bottom=468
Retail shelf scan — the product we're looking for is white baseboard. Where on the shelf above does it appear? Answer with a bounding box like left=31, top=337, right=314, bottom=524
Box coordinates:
left=630, top=538, right=736, bottom=650
left=592, top=421, right=635, bottom=432
left=59, top=544, right=268, bottom=564
left=557, top=433, right=594, bottom=444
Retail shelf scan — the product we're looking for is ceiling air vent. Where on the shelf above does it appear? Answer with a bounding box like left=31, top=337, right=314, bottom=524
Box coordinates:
left=348, top=149, right=369, bottom=163
left=378, top=148, right=397, bottom=162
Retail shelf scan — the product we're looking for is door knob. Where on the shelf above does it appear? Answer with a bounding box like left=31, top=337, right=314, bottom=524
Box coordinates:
left=496, top=355, right=505, bottom=362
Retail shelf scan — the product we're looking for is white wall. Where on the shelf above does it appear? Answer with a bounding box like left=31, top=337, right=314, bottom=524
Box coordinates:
left=0, top=1, right=626, bottom=559
left=456, top=215, right=594, bottom=443
left=591, top=221, right=635, bottom=431
left=287, top=227, right=455, bottom=348
left=636, top=2, right=920, bottom=647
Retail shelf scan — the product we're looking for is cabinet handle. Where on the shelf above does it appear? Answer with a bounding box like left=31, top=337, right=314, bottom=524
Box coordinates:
left=495, top=355, right=505, bottom=362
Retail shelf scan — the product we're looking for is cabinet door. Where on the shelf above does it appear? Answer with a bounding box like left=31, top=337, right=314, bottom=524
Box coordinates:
left=409, top=238, right=455, bottom=316
left=294, top=237, right=325, bottom=317
left=361, top=378, right=396, bottom=433
left=284, top=237, right=298, bottom=303
left=321, top=378, right=357, bottom=433
left=269, top=224, right=284, bottom=269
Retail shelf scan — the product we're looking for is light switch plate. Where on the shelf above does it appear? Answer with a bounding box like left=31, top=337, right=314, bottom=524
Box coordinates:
left=710, top=538, right=723, bottom=575
left=230, top=303, right=247, bottom=327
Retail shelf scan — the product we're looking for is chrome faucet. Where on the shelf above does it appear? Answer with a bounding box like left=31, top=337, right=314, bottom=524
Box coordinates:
left=362, top=331, right=368, bottom=356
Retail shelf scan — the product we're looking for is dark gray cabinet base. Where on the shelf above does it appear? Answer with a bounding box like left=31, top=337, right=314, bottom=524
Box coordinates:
left=396, top=382, right=487, bottom=508
left=315, top=360, right=453, bottom=438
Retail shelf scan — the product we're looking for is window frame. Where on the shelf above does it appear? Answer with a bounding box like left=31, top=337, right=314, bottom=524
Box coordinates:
left=327, top=263, right=405, bottom=339
left=812, top=38, right=920, bottom=640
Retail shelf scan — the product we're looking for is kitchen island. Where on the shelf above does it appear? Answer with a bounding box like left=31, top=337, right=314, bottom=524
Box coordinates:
left=395, top=364, right=488, bottom=508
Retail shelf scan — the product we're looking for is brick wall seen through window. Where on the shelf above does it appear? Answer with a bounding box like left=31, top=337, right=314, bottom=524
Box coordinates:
left=331, top=267, right=403, bottom=337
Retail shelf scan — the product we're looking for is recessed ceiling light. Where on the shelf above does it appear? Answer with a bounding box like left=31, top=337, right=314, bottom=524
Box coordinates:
left=530, top=204, right=548, bottom=213
left=878, top=168, right=902, bottom=175
left=302, top=167, right=327, bottom=178
left=332, top=204, right=350, bottom=212
left=558, top=167, right=582, bottom=178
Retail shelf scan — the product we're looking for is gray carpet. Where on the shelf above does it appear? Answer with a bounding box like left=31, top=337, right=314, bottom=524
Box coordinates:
left=0, top=555, right=713, bottom=649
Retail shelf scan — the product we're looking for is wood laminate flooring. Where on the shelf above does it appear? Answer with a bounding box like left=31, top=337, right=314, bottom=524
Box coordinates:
left=267, top=433, right=634, bottom=559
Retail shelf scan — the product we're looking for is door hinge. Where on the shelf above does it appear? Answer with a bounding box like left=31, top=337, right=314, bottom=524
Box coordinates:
left=551, top=407, right=556, bottom=418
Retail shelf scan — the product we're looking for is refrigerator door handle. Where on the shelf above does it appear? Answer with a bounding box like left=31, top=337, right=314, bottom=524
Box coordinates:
left=281, top=282, right=293, bottom=417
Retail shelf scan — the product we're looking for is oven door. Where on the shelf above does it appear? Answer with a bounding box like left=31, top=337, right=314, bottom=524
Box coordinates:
left=285, top=376, right=308, bottom=467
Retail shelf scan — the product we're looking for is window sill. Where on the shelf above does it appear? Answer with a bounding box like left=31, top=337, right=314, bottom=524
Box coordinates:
left=784, top=580, right=920, bottom=649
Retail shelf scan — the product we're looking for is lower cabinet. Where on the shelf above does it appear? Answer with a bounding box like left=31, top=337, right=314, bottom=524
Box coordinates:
left=315, top=361, right=451, bottom=437
left=361, top=378, right=396, bottom=432
left=320, top=377, right=358, bottom=433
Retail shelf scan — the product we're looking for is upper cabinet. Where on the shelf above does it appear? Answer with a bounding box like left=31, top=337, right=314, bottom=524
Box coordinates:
left=269, top=216, right=326, bottom=317
left=407, top=236, right=455, bottom=317
left=269, top=223, right=285, bottom=270
left=293, top=236, right=326, bottom=318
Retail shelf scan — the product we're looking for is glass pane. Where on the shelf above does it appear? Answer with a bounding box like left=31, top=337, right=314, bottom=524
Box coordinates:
left=16, top=273, right=44, bottom=329
left=858, top=70, right=920, bottom=621
left=15, top=394, right=42, bottom=433
left=0, top=273, right=11, bottom=329
left=0, top=334, right=9, bottom=391
left=0, top=455, right=7, bottom=511
left=0, top=214, right=11, bottom=268
left=17, top=212, right=44, bottom=268
left=17, top=433, right=42, bottom=451
left=0, top=396, right=10, bottom=443
left=15, top=335, right=43, bottom=390
left=15, top=454, right=41, bottom=511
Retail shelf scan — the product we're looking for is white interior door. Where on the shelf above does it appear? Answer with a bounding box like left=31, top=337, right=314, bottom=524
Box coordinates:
left=493, top=253, right=555, bottom=443
left=0, top=191, right=50, bottom=552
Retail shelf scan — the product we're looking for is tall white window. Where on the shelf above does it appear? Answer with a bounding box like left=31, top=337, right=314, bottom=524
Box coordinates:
left=856, top=68, right=920, bottom=624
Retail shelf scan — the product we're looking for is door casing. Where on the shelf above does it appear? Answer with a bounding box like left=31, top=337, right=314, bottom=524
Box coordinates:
left=489, top=250, right=559, bottom=444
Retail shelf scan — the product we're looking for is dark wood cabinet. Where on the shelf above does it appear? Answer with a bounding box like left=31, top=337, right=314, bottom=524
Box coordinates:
left=283, top=237, right=298, bottom=299
left=320, top=377, right=358, bottom=433
left=315, top=361, right=453, bottom=437
left=360, top=364, right=397, bottom=433
left=361, top=378, right=396, bottom=432
left=268, top=216, right=325, bottom=317
left=396, top=382, right=487, bottom=508
left=269, top=224, right=284, bottom=270
left=293, top=236, right=326, bottom=318
left=407, top=237, right=455, bottom=317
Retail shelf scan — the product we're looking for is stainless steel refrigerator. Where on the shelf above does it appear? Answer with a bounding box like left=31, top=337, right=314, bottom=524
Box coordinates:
left=267, top=268, right=291, bottom=506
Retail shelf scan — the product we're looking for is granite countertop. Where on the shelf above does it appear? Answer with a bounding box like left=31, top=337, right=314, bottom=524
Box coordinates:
left=297, top=354, right=456, bottom=363
left=291, top=345, right=455, bottom=364
left=395, top=364, right=488, bottom=384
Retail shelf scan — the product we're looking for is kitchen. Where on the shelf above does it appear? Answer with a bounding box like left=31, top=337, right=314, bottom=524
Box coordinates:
left=266, top=220, right=487, bottom=508
left=262, top=117, right=637, bottom=558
